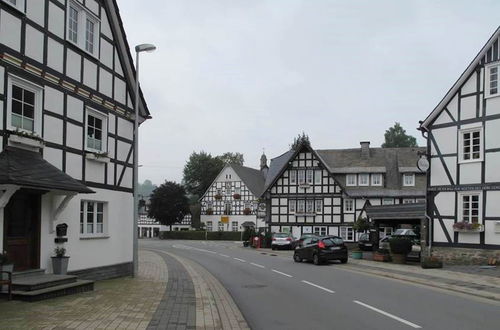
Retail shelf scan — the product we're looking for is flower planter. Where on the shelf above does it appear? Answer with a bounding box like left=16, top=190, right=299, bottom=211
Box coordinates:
left=391, top=253, right=406, bottom=264
left=9, top=134, right=44, bottom=149
left=233, top=194, right=241, bottom=200
left=52, top=256, right=70, bottom=275
left=453, top=223, right=484, bottom=233
left=421, top=257, right=443, bottom=269
left=351, top=251, right=363, bottom=259
left=0, top=264, right=13, bottom=292
left=85, top=152, right=110, bottom=163
left=373, top=252, right=390, bottom=262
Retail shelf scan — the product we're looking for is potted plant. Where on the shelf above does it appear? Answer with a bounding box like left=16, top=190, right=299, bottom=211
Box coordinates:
left=373, top=248, right=391, bottom=262
left=233, top=193, right=241, bottom=200
left=243, top=207, right=252, bottom=215
left=351, top=247, right=363, bottom=259
left=52, top=247, right=70, bottom=275
left=389, top=237, right=412, bottom=264
left=421, top=256, right=443, bottom=269
left=214, top=194, right=222, bottom=200
left=353, top=217, right=370, bottom=233
left=206, top=208, right=214, bottom=215
left=453, top=222, right=484, bottom=232
left=0, top=251, right=13, bottom=292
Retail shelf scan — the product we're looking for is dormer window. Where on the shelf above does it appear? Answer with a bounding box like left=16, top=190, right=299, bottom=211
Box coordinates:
left=403, top=173, right=415, bottom=186
left=358, top=174, right=369, bottom=186
left=371, top=173, right=383, bottom=186
left=66, top=1, right=100, bottom=57
left=346, top=174, right=357, bottom=186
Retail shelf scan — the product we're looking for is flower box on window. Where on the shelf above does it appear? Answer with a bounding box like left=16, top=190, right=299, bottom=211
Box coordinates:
left=85, top=152, right=110, bottom=163
left=214, top=194, right=222, bottom=200
left=453, top=222, right=484, bottom=233
left=8, top=132, right=44, bottom=149
left=298, top=183, right=311, bottom=189
left=206, top=208, right=214, bottom=215
left=243, top=208, right=252, bottom=215
left=233, top=193, right=241, bottom=200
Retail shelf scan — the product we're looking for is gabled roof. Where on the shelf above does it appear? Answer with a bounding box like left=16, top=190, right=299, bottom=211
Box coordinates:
left=105, top=0, right=151, bottom=121
left=231, top=164, right=266, bottom=197
left=0, top=147, right=94, bottom=193
left=420, top=26, right=500, bottom=129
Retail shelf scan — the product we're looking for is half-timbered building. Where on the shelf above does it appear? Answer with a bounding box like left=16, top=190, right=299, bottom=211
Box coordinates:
left=0, top=0, right=150, bottom=278
left=420, top=26, right=500, bottom=263
left=262, top=142, right=426, bottom=242
left=200, top=158, right=267, bottom=232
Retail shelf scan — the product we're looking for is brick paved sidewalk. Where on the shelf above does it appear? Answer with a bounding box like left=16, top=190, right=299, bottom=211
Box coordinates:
left=0, top=249, right=249, bottom=329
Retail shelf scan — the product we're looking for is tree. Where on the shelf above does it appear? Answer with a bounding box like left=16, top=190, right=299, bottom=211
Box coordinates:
left=290, top=132, right=311, bottom=150
left=148, top=181, right=190, bottom=227
left=382, top=123, right=418, bottom=148
left=182, top=151, right=224, bottom=198
left=217, top=152, right=244, bottom=165
left=138, top=179, right=157, bottom=198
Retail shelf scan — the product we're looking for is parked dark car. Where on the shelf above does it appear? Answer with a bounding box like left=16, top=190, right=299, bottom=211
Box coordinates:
left=295, top=234, right=318, bottom=248
left=293, top=236, right=348, bottom=265
left=357, top=233, right=374, bottom=251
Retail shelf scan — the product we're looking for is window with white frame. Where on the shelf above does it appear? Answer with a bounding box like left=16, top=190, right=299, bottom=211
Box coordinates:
left=218, top=221, right=224, bottom=231
left=460, top=128, right=483, bottom=162
left=306, top=200, right=314, bottom=213
left=298, top=170, right=306, bottom=185
left=234, top=187, right=241, bottom=195
left=403, top=173, right=415, bottom=186
left=382, top=198, right=394, bottom=205
left=289, top=170, right=297, bottom=184
left=314, top=226, right=327, bottom=236
left=486, top=63, right=500, bottom=97
left=416, top=198, right=426, bottom=203
left=231, top=221, right=238, bottom=232
left=3, top=0, right=25, bottom=12
left=224, top=202, right=231, bottom=215
left=207, top=202, right=213, bottom=209
left=315, top=200, right=323, bottom=213
left=460, top=193, right=481, bottom=223
left=358, top=174, right=369, bottom=186
left=344, top=199, right=354, bottom=212
left=216, top=188, right=222, bottom=196
left=346, top=174, right=357, bottom=186
left=314, top=170, right=322, bottom=184
left=206, top=221, right=213, bottom=231
left=297, top=200, right=305, bottom=213
left=80, top=201, right=106, bottom=236
left=403, top=198, right=415, bottom=204
left=289, top=200, right=296, bottom=213
left=306, top=170, right=313, bottom=184
left=371, top=173, right=382, bottom=186
left=86, top=109, right=107, bottom=152
left=66, top=1, right=100, bottom=57
left=340, top=227, right=354, bottom=241
left=7, top=76, right=42, bottom=134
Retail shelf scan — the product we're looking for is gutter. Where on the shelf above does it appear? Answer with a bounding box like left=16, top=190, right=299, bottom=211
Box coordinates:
left=418, top=123, right=432, bottom=257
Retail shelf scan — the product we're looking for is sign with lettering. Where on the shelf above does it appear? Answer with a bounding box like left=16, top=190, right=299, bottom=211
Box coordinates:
left=220, top=216, right=229, bottom=224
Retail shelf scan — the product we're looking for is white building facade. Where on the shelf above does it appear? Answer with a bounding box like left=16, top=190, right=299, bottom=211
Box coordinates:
left=420, top=27, right=500, bottom=264
left=0, top=0, right=150, bottom=278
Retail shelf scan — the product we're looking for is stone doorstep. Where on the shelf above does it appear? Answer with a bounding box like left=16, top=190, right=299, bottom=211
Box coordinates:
left=12, top=274, right=79, bottom=291
left=7, top=280, right=95, bottom=302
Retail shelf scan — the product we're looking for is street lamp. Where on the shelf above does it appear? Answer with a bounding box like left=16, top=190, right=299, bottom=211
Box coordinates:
left=133, top=43, right=156, bottom=277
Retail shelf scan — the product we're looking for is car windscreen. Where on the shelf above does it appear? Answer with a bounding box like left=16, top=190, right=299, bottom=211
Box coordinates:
left=273, top=233, right=289, bottom=238
left=322, top=237, right=343, bottom=246
left=360, top=234, right=368, bottom=240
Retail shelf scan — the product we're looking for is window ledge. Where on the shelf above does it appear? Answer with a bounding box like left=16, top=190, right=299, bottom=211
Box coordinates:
left=85, top=152, right=110, bottom=163
left=8, top=134, right=45, bottom=150
left=294, top=213, right=316, bottom=217
left=80, top=235, right=110, bottom=240
left=458, top=159, right=483, bottom=165
left=298, top=184, right=311, bottom=189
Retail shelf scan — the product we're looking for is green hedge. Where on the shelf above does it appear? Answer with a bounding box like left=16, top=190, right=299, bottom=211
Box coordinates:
left=159, top=231, right=243, bottom=241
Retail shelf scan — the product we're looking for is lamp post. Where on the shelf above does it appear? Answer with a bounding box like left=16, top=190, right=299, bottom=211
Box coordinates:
left=133, top=43, right=156, bottom=277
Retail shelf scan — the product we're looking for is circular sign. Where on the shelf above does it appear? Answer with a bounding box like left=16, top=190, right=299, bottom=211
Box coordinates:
left=417, top=156, right=430, bottom=173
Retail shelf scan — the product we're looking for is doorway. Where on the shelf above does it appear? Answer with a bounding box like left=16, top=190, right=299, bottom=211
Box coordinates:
left=3, top=189, right=41, bottom=271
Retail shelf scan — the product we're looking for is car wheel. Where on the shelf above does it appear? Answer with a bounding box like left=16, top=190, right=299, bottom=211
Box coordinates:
left=340, top=258, right=348, bottom=264
left=313, top=254, right=321, bottom=265
left=271, top=246, right=276, bottom=250
left=293, top=253, right=302, bottom=263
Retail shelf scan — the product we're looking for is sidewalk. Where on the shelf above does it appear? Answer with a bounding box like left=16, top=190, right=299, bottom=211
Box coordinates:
left=0, top=249, right=249, bottom=329
left=250, top=247, right=500, bottom=302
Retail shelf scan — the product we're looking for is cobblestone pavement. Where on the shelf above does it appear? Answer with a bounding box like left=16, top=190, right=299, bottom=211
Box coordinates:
left=0, top=250, right=168, bottom=329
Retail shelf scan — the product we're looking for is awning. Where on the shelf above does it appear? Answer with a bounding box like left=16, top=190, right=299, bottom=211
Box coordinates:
left=0, top=147, right=94, bottom=194
left=365, top=203, right=426, bottom=221
left=241, top=221, right=256, bottom=227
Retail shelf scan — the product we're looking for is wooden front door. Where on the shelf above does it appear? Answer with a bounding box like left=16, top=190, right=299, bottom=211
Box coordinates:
left=3, top=190, right=41, bottom=271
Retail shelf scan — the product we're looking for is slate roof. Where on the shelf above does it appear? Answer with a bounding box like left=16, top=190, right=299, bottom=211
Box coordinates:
left=231, top=164, right=267, bottom=197
left=365, top=203, right=426, bottom=220
left=0, top=147, right=94, bottom=193
left=263, top=150, right=295, bottom=194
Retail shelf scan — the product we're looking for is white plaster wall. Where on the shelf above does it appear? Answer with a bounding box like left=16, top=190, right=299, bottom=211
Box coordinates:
left=114, top=78, right=126, bottom=105
left=85, top=0, right=99, bottom=15
left=434, top=192, right=455, bottom=216
left=431, top=127, right=457, bottom=155
left=447, top=94, right=459, bottom=120
left=67, top=95, right=84, bottom=122
left=430, top=157, right=454, bottom=186
left=66, top=153, right=82, bottom=180
left=484, top=221, right=500, bottom=245
left=26, top=0, right=46, bottom=27
left=433, top=111, right=454, bottom=126
left=43, top=147, right=63, bottom=170
left=460, top=96, right=476, bottom=120
left=25, top=25, right=44, bottom=63
left=485, top=96, right=500, bottom=116
left=117, top=140, right=131, bottom=162
left=47, top=38, right=64, bottom=73
left=43, top=116, right=63, bottom=144
left=461, top=72, right=477, bottom=95
left=114, top=51, right=123, bottom=76
left=85, top=159, right=105, bottom=183
left=458, top=232, right=480, bottom=244
left=485, top=119, right=500, bottom=150
left=39, top=189, right=134, bottom=272
left=121, top=167, right=133, bottom=189
left=100, top=38, right=114, bottom=69
left=83, top=59, right=97, bottom=90
left=66, top=123, right=83, bottom=149
left=66, top=49, right=82, bottom=82
left=100, top=11, right=113, bottom=39
left=117, top=117, right=133, bottom=140
left=99, top=68, right=113, bottom=97
left=0, top=10, right=21, bottom=51
left=200, top=214, right=265, bottom=231
left=459, top=162, right=482, bottom=184
left=44, top=86, right=64, bottom=115
left=47, top=2, right=64, bottom=39
left=485, top=191, right=500, bottom=217
left=433, top=219, right=454, bottom=243
left=485, top=152, right=500, bottom=183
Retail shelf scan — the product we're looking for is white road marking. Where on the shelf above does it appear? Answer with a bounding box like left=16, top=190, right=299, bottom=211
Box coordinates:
left=250, top=262, right=265, bottom=268
left=233, top=258, right=246, bottom=262
left=353, top=300, right=422, bottom=329
left=271, top=269, right=293, bottom=277
left=301, top=280, right=335, bottom=293
left=219, top=254, right=230, bottom=258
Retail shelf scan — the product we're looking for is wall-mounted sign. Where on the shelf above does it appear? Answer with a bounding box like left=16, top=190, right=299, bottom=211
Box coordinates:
left=220, top=216, right=229, bottom=223
left=417, top=155, right=430, bottom=173
left=257, top=203, right=266, bottom=219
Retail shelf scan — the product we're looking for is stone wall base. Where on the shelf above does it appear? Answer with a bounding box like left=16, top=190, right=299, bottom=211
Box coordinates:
left=68, top=262, right=133, bottom=280
left=430, top=247, right=500, bottom=265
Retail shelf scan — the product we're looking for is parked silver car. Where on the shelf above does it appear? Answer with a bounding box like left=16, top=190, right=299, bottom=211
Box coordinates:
left=271, top=232, right=295, bottom=250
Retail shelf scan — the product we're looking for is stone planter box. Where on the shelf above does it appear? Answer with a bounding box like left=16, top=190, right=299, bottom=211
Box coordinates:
left=85, top=152, right=110, bottom=163
left=373, top=252, right=390, bottom=262
left=391, top=253, right=406, bottom=264
left=352, top=251, right=363, bottom=259
left=9, top=134, right=44, bottom=149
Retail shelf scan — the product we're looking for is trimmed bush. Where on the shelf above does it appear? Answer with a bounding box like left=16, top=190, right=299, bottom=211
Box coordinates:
left=159, top=230, right=243, bottom=241
left=389, top=237, right=412, bottom=255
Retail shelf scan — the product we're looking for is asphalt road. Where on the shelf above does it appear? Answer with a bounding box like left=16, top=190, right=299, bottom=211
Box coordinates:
left=141, top=239, right=500, bottom=330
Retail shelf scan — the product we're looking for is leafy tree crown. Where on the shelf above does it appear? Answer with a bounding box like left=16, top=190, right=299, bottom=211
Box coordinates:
left=382, top=122, right=418, bottom=148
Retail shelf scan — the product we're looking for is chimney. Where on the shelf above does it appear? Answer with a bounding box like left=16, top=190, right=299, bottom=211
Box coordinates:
left=360, top=141, right=370, bottom=158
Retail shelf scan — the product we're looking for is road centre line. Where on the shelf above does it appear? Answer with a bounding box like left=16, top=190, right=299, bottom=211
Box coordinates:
left=250, top=262, right=265, bottom=268
left=353, top=300, right=422, bottom=329
left=233, top=258, right=246, bottom=262
left=301, top=280, right=335, bottom=293
left=271, top=269, right=293, bottom=278
left=219, top=254, right=230, bottom=258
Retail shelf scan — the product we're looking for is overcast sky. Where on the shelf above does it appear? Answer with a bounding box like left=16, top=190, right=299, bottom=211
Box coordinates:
left=118, top=0, right=500, bottom=185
